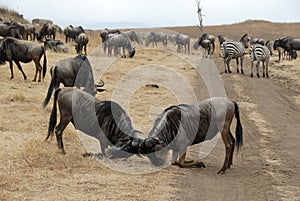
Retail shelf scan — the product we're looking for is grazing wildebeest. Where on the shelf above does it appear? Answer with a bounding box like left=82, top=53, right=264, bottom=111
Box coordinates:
left=273, top=37, right=296, bottom=61
left=37, top=23, right=57, bottom=41
left=43, top=54, right=104, bottom=108
left=24, top=23, right=36, bottom=41
left=100, top=28, right=121, bottom=42
left=125, top=30, right=142, bottom=45
left=0, top=37, right=47, bottom=81
left=249, top=37, right=266, bottom=46
left=0, top=23, right=22, bottom=39
left=284, top=38, right=300, bottom=60
left=174, top=33, right=190, bottom=54
left=73, top=33, right=89, bottom=55
left=46, top=87, right=142, bottom=157
left=145, top=31, right=168, bottom=47
left=63, top=25, right=85, bottom=43
left=44, top=38, right=69, bottom=53
left=220, top=33, right=249, bottom=74
left=194, top=33, right=212, bottom=58
left=32, top=18, right=53, bottom=26
left=249, top=41, right=273, bottom=78
left=139, top=97, right=243, bottom=174
left=106, top=33, right=135, bottom=58
left=198, top=33, right=215, bottom=54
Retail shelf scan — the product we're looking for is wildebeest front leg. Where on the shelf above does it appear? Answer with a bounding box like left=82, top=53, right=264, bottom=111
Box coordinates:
left=13, top=60, right=27, bottom=80
left=177, top=152, right=206, bottom=168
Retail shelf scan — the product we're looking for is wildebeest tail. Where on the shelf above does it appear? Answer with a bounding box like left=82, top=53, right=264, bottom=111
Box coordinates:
left=42, top=47, right=47, bottom=79
left=234, top=101, right=243, bottom=151
left=45, top=88, right=61, bottom=141
left=43, top=66, right=56, bottom=108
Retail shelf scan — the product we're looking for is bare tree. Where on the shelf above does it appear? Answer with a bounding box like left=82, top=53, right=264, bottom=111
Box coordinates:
left=195, top=0, right=205, bottom=34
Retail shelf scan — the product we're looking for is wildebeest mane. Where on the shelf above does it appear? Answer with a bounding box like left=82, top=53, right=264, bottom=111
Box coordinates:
left=148, top=103, right=216, bottom=148
left=148, top=105, right=194, bottom=147
left=95, top=100, right=136, bottom=145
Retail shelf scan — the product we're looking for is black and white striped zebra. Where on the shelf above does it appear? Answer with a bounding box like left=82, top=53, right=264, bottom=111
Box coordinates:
left=249, top=41, right=273, bottom=78
left=220, top=34, right=249, bottom=74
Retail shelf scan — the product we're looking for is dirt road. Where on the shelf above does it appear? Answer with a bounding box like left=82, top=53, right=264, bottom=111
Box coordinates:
left=176, top=55, right=300, bottom=200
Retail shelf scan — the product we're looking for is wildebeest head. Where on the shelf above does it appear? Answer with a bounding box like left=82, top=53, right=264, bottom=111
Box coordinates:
left=137, top=137, right=168, bottom=166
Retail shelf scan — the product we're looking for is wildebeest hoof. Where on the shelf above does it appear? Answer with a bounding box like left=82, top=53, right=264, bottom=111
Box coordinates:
left=82, top=152, right=92, bottom=157
left=241, top=70, right=244, bottom=74
left=251, top=73, right=253, bottom=78
left=196, top=161, right=206, bottom=168
left=217, top=168, right=226, bottom=174
left=58, top=149, right=66, bottom=155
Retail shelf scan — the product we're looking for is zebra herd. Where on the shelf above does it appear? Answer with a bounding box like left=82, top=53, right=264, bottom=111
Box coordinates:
left=216, top=33, right=299, bottom=78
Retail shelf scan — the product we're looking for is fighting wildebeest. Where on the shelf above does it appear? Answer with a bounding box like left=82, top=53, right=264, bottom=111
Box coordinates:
left=44, top=38, right=69, bottom=53
left=46, top=87, right=142, bottom=157
left=43, top=54, right=104, bottom=108
left=73, top=33, right=89, bottom=55
left=106, top=33, right=135, bottom=58
left=139, top=97, right=243, bottom=174
left=145, top=31, right=168, bottom=47
left=0, top=37, right=47, bottom=81
left=174, top=33, right=190, bottom=54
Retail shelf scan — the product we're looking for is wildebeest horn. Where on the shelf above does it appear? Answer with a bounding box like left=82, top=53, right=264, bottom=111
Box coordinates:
left=96, top=79, right=105, bottom=87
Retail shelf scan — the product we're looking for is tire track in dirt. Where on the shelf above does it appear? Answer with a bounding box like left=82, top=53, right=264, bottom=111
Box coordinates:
left=175, top=54, right=300, bottom=200
left=225, top=72, right=300, bottom=200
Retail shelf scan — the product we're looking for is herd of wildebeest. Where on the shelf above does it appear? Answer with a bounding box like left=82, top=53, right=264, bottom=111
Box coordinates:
left=0, top=17, right=299, bottom=174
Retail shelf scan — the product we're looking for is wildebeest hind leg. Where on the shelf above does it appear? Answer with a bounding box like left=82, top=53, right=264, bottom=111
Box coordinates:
left=55, top=116, right=72, bottom=154
left=218, top=127, right=234, bottom=174
left=13, top=60, right=27, bottom=80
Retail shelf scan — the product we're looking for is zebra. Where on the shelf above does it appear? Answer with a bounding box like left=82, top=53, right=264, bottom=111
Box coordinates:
left=249, top=41, right=273, bottom=78
left=220, top=34, right=249, bottom=74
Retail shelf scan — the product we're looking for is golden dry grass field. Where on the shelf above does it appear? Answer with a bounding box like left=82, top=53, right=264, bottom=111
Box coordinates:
left=0, top=19, right=300, bottom=200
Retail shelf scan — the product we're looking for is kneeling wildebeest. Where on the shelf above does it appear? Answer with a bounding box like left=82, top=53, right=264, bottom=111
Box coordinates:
left=43, top=54, right=104, bottom=108
left=0, top=37, right=47, bottom=81
left=138, top=97, right=243, bottom=174
left=46, top=87, right=142, bottom=157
